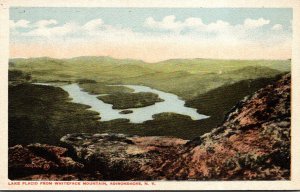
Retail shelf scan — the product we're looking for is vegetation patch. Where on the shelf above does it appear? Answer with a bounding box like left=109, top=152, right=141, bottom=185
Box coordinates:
left=119, top=110, right=133, bottom=114
left=79, top=82, right=133, bottom=95
left=9, top=83, right=101, bottom=146
left=98, top=92, right=164, bottom=109
left=9, top=70, right=31, bottom=85
left=185, top=75, right=284, bottom=132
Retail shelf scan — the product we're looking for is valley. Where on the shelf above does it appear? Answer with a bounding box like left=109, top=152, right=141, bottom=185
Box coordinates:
left=8, top=57, right=290, bottom=146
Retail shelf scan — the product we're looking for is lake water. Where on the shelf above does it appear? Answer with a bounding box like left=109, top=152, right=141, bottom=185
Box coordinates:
left=38, top=83, right=209, bottom=123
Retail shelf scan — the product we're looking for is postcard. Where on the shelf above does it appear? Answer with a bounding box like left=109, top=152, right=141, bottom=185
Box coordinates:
left=0, top=0, right=300, bottom=190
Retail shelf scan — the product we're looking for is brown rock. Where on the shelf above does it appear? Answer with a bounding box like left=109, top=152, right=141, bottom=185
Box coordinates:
left=60, top=133, right=187, bottom=180
left=9, top=143, right=84, bottom=180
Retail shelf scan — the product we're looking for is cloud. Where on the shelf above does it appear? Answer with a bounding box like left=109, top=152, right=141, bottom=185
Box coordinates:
left=243, top=18, right=270, bottom=29
left=35, top=19, right=58, bottom=28
left=145, top=16, right=216, bottom=33
left=272, top=24, right=283, bottom=31
left=10, top=19, right=30, bottom=29
left=9, top=17, right=291, bottom=61
left=12, top=18, right=132, bottom=39
left=204, top=20, right=231, bottom=32
left=144, top=15, right=270, bottom=34
left=184, top=17, right=203, bottom=27
left=25, top=22, right=78, bottom=37
left=11, top=16, right=272, bottom=39
left=83, top=19, right=103, bottom=31
left=144, top=15, right=185, bottom=31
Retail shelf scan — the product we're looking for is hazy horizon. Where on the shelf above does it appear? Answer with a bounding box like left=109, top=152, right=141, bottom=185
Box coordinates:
left=9, top=55, right=292, bottom=63
left=10, top=8, right=292, bottom=62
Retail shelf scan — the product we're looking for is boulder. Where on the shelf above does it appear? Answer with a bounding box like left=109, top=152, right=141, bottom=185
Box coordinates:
left=8, top=144, right=84, bottom=180
left=60, top=133, right=187, bottom=180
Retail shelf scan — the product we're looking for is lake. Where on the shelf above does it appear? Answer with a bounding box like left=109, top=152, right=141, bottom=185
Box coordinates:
left=44, top=83, right=209, bottom=123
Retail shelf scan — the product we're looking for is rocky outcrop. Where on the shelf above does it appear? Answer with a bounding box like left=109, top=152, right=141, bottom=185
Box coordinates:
left=9, top=73, right=290, bottom=180
left=9, top=134, right=187, bottom=180
left=142, top=73, right=290, bottom=180
left=8, top=144, right=86, bottom=180
left=60, top=133, right=187, bottom=180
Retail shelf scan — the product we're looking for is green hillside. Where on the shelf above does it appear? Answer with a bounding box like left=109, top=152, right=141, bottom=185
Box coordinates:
left=185, top=74, right=285, bottom=133
left=9, top=57, right=290, bottom=100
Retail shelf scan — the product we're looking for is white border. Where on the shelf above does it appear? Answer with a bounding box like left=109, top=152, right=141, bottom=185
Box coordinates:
left=1, top=0, right=300, bottom=190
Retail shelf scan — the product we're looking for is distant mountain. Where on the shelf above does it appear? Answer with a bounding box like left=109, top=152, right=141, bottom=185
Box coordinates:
left=65, top=56, right=145, bottom=65
left=9, top=56, right=290, bottom=100
left=9, top=56, right=291, bottom=69
left=10, top=56, right=145, bottom=66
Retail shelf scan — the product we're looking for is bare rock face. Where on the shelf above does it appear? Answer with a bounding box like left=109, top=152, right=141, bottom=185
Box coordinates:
left=8, top=144, right=85, bottom=180
left=60, top=133, right=187, bottom=180
left=16, top=173, right=103, bottom=181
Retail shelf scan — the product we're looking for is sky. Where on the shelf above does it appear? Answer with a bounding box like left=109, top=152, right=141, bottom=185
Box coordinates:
left=9, top=8, right=292, bottom=62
